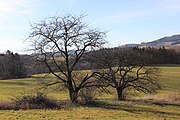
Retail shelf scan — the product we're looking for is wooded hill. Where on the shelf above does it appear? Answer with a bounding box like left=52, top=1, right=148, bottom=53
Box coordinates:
left=124, top=34, right=180, bottom=50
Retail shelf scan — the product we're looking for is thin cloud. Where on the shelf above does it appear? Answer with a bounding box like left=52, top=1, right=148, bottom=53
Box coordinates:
left=99, top=0, right=180, bottom=24
left=0, top=0, right=37, bottom=17
left=0, top=0, right=25, bottom=12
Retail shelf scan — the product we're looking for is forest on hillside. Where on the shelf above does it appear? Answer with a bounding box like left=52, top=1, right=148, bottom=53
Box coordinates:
left=0, top=46, right=179, bottom=80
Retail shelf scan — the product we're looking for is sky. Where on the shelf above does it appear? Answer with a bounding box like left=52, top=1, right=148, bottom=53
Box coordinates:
left=0, top=0, right=180, bottom=53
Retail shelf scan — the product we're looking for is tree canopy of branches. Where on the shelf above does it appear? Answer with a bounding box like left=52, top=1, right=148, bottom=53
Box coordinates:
left=27, top=14, right=106, bottom=103
left=86, top=47, right=160, bottom=100
left=0, top=50, right=27, bottom=79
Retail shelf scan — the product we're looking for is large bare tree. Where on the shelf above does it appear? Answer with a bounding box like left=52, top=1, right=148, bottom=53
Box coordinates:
left=87, top=48, right=160, bottom=100
left=27, top=14, right=106, bottom=103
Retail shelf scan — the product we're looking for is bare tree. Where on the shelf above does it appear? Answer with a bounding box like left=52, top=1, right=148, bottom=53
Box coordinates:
left=27, top=14, right=106, bottom=103
left=87, top=48, right=160, bottom=100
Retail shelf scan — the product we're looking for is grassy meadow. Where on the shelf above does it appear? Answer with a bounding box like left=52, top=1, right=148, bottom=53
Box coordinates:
left=0, top=65, right=180, bottom=120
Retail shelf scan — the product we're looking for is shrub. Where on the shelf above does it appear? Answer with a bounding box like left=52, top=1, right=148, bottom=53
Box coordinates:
left=12, top=91, right=59, bottom=109
left=0, top=102, right=16, bottom=110
left=79, top=87, right=98, bottom=104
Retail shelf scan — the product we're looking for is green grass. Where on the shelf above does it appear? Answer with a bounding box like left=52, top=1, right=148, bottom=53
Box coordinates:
left=0, top=65, right=180, bottom=119
left=0, top=78, right=38, bottom=101
left=156, top=66, right=180, bottom=98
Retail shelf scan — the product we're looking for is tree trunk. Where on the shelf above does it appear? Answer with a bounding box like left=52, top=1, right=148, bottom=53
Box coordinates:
left=67, top=70, right=78, bottom=103
left=69, top=89, right=78, bottom=103
left=117, top=89, right=123, bottom=100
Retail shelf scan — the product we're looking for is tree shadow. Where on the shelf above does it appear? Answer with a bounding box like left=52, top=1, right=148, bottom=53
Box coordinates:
left=133, top=99, right=180, bottom=107
left=80, top=99, right=180, bottom=118
left=0, top=81, right=30, bottom=86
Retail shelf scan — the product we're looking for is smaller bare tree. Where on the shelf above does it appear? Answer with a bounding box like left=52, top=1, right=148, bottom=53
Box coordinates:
left=87, top=47, right=160, bottom=100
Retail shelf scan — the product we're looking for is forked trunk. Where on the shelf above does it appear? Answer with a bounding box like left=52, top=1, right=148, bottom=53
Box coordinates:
left=69, top=89, right=78, bottom=103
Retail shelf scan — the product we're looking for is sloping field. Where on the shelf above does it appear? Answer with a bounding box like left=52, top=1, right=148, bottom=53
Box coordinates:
left=0, top=65, right=180, bottom=120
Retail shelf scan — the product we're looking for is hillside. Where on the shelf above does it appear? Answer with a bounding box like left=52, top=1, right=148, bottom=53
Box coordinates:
left=124, top=34, right=180, bottom=48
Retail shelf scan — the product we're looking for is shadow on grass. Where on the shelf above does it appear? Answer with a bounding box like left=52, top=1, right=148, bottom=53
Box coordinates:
left=0, top=81, right=30, bottom=86
left=133, top=99, right=180, bottom=107
left=80, top=99, right=180, bottom=118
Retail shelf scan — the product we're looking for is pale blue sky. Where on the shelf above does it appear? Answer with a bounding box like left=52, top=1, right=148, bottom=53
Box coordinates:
left=0, top=0, right=180, bottom=53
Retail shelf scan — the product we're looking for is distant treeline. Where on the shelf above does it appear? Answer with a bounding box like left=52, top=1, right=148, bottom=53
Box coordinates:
left=128, top=46, right=180, bottom=64
left=30, top=46, right=180, bottom=73
left=83, top=46, right=180, bottom=70
left=19, top=46, right=180, bottom=75
left=0, top=47, right=179, bottom=79
left=0, top=50, right=27, bottom=79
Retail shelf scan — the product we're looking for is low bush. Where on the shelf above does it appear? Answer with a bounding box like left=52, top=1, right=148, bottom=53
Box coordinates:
left=0, top=102, right=15, bottom=110
left=79, top=87, right=98, bottom=104
left=12, top=91, right=59, bottom=109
